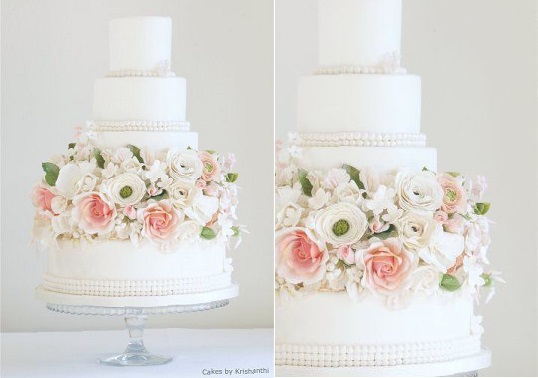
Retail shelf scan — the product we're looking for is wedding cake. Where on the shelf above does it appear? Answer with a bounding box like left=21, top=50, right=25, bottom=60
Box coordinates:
left=33, top=17, right=242, bottom=307
left=275, top=0, right=499, bottom=374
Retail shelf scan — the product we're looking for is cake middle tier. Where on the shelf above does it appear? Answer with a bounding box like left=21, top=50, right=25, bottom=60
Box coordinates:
left=92, top=130, right=198, bottom=150
left=93, top=77, right=186, bottom=121
left=298, top=146, right=437, bottom=172
left=297, top=74, right=421, bottom=134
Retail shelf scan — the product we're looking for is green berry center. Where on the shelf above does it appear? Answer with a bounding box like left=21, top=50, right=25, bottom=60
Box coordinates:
left=332, top=219, right=350, bottom=236
left=120, top=185, right=133, bottom=199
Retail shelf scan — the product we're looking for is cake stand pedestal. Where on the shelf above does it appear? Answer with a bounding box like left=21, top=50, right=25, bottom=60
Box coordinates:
left=36, top=284, right=239, bottom=367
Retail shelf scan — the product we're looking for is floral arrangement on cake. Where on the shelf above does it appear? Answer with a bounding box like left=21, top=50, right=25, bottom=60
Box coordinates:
left=32, top=131, right=244, bottom=251
left=275, top=142, right=502, bottom=307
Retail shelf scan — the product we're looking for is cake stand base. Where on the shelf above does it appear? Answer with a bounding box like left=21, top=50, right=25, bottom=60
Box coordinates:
left=276, top=349, right=491, bottom=377
left=37, top=284, right=239, bottom=367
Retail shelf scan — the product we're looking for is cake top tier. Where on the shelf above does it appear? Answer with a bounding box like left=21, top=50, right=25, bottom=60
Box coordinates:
left=318, top=0, right=402, bottom=67
left=109, top=17, right=172, bottom=72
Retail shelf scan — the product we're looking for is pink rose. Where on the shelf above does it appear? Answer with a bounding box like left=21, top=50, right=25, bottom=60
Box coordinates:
left=337, top=245, right=355, bottom=265
left=360, top=238, right=414, bottom=294
left=138, top=200, right=184, bottom=245
left=275, top=227, right=328, bottom=285
left=199, top=151, right=220, bottom=181
left=439, top=174, right=467, bottom=214
left=72, top=192, right=116, bottom=235
left=434, top=210, right=449, bottom=223
left=32, top=185, right=57, bottom=214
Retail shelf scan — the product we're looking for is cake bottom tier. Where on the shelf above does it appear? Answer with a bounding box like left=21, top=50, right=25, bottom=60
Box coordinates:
left=275, top=292, right=480, bottom=368
left=44, top=240, right=231, bottom=297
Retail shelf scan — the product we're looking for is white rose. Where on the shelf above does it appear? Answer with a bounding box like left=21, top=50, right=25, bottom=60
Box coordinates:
left=419, top=224, right=464, bottom=272
left=395, top=212, right=437, bottom=250
left=185, top=192, right=219, bottom=225
left=55, top=164, right=82, bottom=199
left=176, top=220, right=201, bottom=242
left=167, top=149, right=203, bottom=180
left=395, top=170, right=443, bottom=213
left=106, top=172, right=146, bottom=206
left=314, top=202, right=368, bottom=247
left=168, top=179, right=200, bottom=209
left=409, top=265, right=441, bottom=295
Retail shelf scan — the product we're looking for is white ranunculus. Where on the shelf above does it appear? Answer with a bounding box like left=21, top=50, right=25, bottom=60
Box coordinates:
left=418, top=224, right=464, bottom=272
left=106, top=172, right=146, bottom=206
left=395, top=170, right=443, bottom=213
left=167, top=149, right=203, bottom=180
left=167, top=179, right=200, bottom=209
left=176, top=220, right=201, bottom=242
left=314, top=202, right=368, bottom=247
left=395, top=212, right=437, bottom=250
left=185, top=192, right=219, bottom=225
left=55, top=164, right=82, bottom=199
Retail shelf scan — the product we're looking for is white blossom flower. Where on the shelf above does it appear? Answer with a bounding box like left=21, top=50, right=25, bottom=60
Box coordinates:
left=395, top=170, right=443, bottom=213
left=409, top=265, right=441, bottom=295
left=144, top=160, right=168, bottom=182
left=314, top=202, right=368, bottom=247
left=176, top=220, right=201, bottom=242
left=381, top=204, right=403, bottom=224
left=395, top=212, right=437, bottom=250
left=364, top=185, right=396, bottom=215
left=418, top=224, right=464, bottom=272
left=111, top=147, right=133, bottom=164
left=185, top=192, right=219, bottom=225
left=55, top=164, right=82, bottom=199
left=101, top=162, right=118, bottom=179
left=50, top=196, right=68, bottom=214
left=308, top=188, right=330, bottom=210
left=167, top=149, right=203, bottom=180
left=105, top=172, right=147, bottom=206
left=322, top=168, right=350, bottom=190
left=276, top=203, right=302, bottom=229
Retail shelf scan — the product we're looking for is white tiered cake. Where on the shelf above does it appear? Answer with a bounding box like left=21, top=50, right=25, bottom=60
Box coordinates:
left=275, top=1, right=496, bottom=375
left=33, top=17, right=240, bottom=308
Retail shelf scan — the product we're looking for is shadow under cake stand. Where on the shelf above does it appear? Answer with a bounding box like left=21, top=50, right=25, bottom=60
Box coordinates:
left=36, top=284, right=239, bottom=367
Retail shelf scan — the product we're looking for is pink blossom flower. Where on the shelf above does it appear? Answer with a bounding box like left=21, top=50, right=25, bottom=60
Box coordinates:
left=203, top=182, right=220, bottom=197
left=138, top=200, right=184, bottom=245
left=221, top=153, right=236, bottom=172
left=360, top=238, right=414, bottom=295
left=434, top=210, right=449, bottom=223
left=196, top=179, right=207, bottom=189
left=123, top=205, right=137, bottom=220
left=199, top=151, right=220, bottom=181
left=470, top=176, right=488, bottom=201
left=275, top=227, right=328, bottom=285
left=369, top=215, right=389, bottom=234
left=72, top=192, right=116, bottom=235
left=147, top=184, right=163, bottom=197
left=439, top=174, right=467, bottom=214
left=444, top=214, right=465, bottom=234
left=32, top=185, right=57, bottom=214
left=337, top=245, right=355, bottom=264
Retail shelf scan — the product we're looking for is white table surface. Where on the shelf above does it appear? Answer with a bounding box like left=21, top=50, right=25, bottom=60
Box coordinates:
left=1, top=328, right=274, bottom=378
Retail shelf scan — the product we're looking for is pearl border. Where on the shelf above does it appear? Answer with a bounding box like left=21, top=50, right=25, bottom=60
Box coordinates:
left=43, top=273, right=232, bottom=297
left=275, top=336, right=481, bottom=368
left=89, top=120, right=191, bottom=132
left=106, top=70, right=176, bottom=78
left=289, top=132, right=426, bottom=147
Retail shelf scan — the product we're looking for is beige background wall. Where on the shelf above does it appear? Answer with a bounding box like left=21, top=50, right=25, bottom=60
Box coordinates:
left=276, top=0, right=537, bottom=376
left=1, top=0, right=274, bottom=331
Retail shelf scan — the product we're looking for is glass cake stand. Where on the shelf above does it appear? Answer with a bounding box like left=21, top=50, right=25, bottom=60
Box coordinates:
left=37, top=284, right=239, bottom=367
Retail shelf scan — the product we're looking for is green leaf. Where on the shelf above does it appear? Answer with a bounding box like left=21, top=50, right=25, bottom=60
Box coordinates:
left=446, top=171, right=460, bottom=178
left=68, top=142, right=76, bottom=150
left=481, top=273, right=492, bottom=287
left=422, top=166, right=430, bottom=172
left=151, top=190, right=167, bottom=201
left=473, top=202, right=490, bottom=215
left=226, top=173, right=239, bottom=183
left=342, top=164, right=365, bottom=190
left=297, top=169, right=313, bottom=197
left=375, top=224, right=396, bottom=240
left=205, top=150, right=216, bottom=154
left=440, top=274, right=462, bottom=292
left=231, top=226, right=240, bottom=237
left=93, top=148, right=105, bottom=169
left=42, top=162, right=60, bottom=186
left=200, top=227, right=217, bottom=240
left=127, top=144, right=144, bottom=164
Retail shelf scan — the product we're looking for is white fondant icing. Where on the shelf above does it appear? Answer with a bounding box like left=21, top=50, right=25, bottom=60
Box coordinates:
left=275, top=292, right=474, bottom=346
left=298, top=146, right=437, bottom=172
left=91, top=130, right=198, bottom=150
left=93, top=77, right=186, bottom=121
left=109, top=17, right=172, bottom=72
left=48, top=240, right=226, bottom=281
left=297, top=75, right=421, bottom=134
left=318, top=0, right=402, bottom=67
